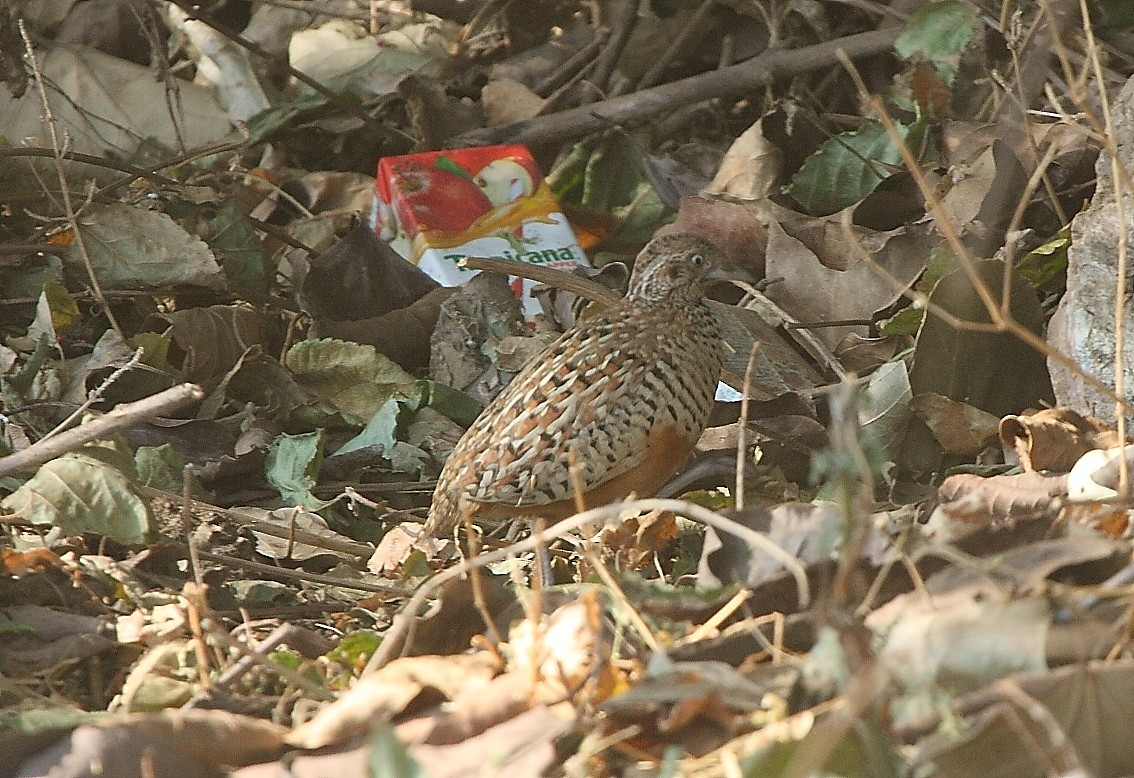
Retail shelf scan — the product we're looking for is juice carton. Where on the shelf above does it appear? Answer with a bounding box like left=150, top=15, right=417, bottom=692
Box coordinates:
left=371, top=144, right=589, bottom=316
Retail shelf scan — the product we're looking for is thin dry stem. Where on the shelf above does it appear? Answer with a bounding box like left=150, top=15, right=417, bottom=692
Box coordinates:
left=840, top=51, right=1004, bottom=322
left=185, top=470, right=205, bottom=589
left=680, top=589, right=751, bottom=644
left=580, top=545, right=662, bottom=653
left=993, top=679, right=1085, bottom=774
left=365, top=497, right=810, bottom=673
left=466, top=523, right=503, bottom=647
left=460, top=255, right=621, bottom=305
left=198, top=616, right=337, bottom=702
left=735, top=342, right=762, bottom=511
left=185, top=623, right=300, bottom=706
left=39, top=347, right=144, bottom=444
left=18, top=23, right=124, bottom=340
left=838, top=35, right=1133, bottom=416
left=0, top=383, right=205, bottom=478
left=188, top=546, right=413, bottom=595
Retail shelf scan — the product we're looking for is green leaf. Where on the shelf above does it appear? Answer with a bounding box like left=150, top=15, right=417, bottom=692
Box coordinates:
left=368, top=723, right=428, bottom=778
left=7, top=334, right=52, bottom=395
left=895, top=0, right=980, bottom=83
left=0, top=620, right=36, bottom=636
left=209, top=201, right=274, bottom=302
left=285, top=339, right=417, bottom=426
left=548, top=134, right=674, bottom=244
left=784, top=120, right=925, bottom=215
left=1016, top=226, right=1070, bottom=289
left=242, top=93, right=330, bottom=146
left=134, top=444, right=186, bottom=491
left=878, top=305, right=924, bottom=337
left=1, top=452, right=151, bottom=544
left=26, top=281, right=80, bottom=345
left=268, top=648, right=303, bottom=670
left=329, top=630, right=381, bottom=666
left=337, top=397, right=400, bottom=458
left=62, top=203, right=224, bottom=290
left=419, top=380, right=482, bottom=427
left=128, top=330, right=176, bottom=374
left=266, top=430, right=328, bottom=510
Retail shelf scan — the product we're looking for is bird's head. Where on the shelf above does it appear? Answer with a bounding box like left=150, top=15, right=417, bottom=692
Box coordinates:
left=626, top=233, right=750, bottom=305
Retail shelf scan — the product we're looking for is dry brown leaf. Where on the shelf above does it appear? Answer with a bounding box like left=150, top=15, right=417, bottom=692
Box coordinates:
left=0, top=605, right=116, bottom=673
left=316, top=287, right=454, bottom=370
left=601, top=660, right=769, bottom=758
left=409, top=706, right=566, bottom=778
left=909, top=659, right=1134, bottom=778
left=287, top=653, right=501, bottom=749
left=999, top=407, right=1120, bottom=473
left=909, top=393, right=1001, bottom=456
left=835, top=331, right=910, bottom=375
left=658, top=691, right=737, bottom=736
left=493, top=332, right=558, bottom=372
left=703, top=116, right=782, bottom=202
left=429, top=273, right=527, bottom=405
left=21, top=710, right=287, bottom=778
left=871, top=536, right=1127, bottom=693
left=598, top=509, right=678, bottom=569
left=481, top=78, right=546, bottom=126
left=762, top=220, right=928, bottom=349
left=1062, top=501, right=1131, bottom=538
left=405, top=671, right=533, bottom=745
left=507, top=590, right=612, bottom=704
left=144, top=305, right=269, bottom=388
left=0, top=547, right=62, bottom=576
left=292, top=170, right=376, bottom=215
left=301, top=222, right=441, bottom=321
left=928, top=471, right=1066, bottom=541
left=367, top=521, right=449, bottom=573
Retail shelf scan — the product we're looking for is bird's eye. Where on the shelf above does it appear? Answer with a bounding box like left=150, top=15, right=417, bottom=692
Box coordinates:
left=690, top=253, right=704, bottom=266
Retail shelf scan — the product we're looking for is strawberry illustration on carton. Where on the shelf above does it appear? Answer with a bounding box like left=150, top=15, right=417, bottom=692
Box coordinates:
left=372, top=144, right=589, bottom=315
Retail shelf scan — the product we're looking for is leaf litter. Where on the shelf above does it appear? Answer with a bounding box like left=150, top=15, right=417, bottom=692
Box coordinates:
left=3, top=1, right=1134, bottom=776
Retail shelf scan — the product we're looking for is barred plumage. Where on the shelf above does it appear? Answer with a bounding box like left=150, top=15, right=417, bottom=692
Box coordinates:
left=424, top=233, right=741, bottom=537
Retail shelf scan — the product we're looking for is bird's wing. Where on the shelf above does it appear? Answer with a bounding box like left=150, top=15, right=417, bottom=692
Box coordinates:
left=454, top=317, right=659, bottom=508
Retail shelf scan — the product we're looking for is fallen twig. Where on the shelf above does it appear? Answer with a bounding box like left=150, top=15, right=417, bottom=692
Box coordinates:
left=460, top=255, right=621, bottom=304
left=0, top=383, right=205, bottom=477
left=635, top=0, right=720, bottom=91
left=590, top=0, right=640, bottom=99
left=535, top=28, right=610, bottom=96
left=447, top=28, right=900, bottom=148
left=365, top=497, right=809, bottom=672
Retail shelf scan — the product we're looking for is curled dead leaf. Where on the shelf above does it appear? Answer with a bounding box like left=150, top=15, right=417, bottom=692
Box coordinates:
left=999, top=407, right=1121, bottom=473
